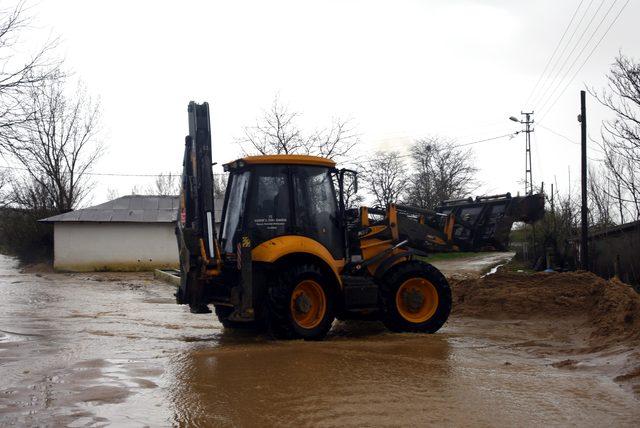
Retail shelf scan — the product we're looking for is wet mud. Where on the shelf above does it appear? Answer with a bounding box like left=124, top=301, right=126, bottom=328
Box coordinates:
left=1, top=254, right=638, bottom=426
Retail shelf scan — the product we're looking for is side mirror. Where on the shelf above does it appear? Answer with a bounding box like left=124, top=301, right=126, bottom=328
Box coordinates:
left=351, top=171, right=358, bottom=194
left=340, top=168, right=358, bottom=194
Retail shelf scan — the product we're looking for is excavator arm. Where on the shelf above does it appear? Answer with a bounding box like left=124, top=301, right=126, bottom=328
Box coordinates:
left=175, top=102, right=222, bottom=312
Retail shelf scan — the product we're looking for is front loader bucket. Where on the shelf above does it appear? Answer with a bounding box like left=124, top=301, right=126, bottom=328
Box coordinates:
left=435, top=193, right=545, bottom=251
left=510, top=193, right=545, bottom=223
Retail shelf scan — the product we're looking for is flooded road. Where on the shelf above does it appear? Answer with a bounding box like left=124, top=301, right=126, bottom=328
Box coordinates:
left=430, top=251, right=515, bottom=279
left=1, top=254, right=638, bottom=426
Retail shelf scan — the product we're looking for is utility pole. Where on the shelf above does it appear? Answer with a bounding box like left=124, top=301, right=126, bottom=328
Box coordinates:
left=509, top=111, right=536, bottom=266
left=578, top=90, right=588, bottom=270
left=510, top=112, right=535, bottom=195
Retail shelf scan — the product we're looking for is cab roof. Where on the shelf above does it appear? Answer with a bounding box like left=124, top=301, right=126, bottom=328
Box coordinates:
left=223, top=154, right=335, bottom=171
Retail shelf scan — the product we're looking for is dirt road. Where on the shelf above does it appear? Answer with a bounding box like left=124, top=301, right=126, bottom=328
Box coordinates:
left=1, top=254, right=638, bottom=426
left=429, top=251, right=515, bottom=279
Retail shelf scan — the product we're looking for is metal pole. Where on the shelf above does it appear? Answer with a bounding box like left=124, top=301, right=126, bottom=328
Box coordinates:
left=525, top=117, right=529, bottom=195
left=521, top=111, right=534, bottom=195
left=527, top=113, right=532, bottom=195
left=580, top=90, right=589, bottom=270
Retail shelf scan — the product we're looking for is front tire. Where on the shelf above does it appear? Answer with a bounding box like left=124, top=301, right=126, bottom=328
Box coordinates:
left=267, top=264, right=335, bottom=340
left=380, top=261, right=451, bottom=333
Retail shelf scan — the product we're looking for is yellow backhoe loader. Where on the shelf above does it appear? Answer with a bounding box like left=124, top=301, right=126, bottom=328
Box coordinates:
left=175, top=102, right=544, bottom=340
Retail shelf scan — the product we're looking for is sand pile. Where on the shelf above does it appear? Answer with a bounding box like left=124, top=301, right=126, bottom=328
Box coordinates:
left=451, top=271, right=640, bottom=394
left=451, top=271, right=640, bottom=345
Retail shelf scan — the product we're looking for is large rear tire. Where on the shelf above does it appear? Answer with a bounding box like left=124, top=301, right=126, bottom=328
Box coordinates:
left=267, top=264, right=335, bottom=340
left=380, top=261, right=451, bottom=333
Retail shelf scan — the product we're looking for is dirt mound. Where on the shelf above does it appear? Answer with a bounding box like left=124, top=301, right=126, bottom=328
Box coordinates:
left=451, top=271, right=640, bottom=395
left=451, top=271, right=640, bottom=345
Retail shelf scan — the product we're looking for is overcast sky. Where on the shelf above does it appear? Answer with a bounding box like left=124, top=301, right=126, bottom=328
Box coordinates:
left=29, top=0, right=640, bottom=204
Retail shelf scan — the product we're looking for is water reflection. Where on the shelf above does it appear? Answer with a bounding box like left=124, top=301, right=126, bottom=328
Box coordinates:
left=167, top=323, right=453, bottom=426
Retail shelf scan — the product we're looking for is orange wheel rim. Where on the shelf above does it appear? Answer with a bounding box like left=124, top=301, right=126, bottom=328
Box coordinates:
left=290, top=280, right=327, bottom=329
left=396, top=278, right=439, bottom=323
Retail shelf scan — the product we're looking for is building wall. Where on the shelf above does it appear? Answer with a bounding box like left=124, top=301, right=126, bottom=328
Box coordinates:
left=54, top=222, right=179, bottom=272
left=590, top=226, right=640, bottom=287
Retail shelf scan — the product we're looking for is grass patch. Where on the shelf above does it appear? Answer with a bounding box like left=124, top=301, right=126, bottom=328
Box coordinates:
left=497, top=258, right=536, bottom=274
left=420, top=252, right=484, bottom=262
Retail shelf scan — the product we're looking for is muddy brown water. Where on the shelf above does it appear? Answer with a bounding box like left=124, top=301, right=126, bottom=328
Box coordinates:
left=1, top=254, right=638, bottom=426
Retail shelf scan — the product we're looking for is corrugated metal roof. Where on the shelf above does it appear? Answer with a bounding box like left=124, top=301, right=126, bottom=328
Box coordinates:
left=39, top=195, right=224, bottom=224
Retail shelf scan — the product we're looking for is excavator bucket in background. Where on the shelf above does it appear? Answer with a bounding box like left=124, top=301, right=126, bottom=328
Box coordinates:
left=434, top=193, right=545, bottom=251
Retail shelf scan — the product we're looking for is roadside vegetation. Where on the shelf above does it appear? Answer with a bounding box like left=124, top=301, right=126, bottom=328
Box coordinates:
left=421, top=252, right=485, bottom=262
left=0, top=3, right=102, bottom=262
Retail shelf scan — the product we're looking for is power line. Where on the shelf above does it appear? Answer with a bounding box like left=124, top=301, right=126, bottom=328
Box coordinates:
left=362, top=122, right=513, bottom=147
left=537, top=123, right=578, bottom=144
left=532, top=0, right=602, bottom=108
left=525, top=0, right=585, bottom=106
left=538, top=0, right=630, bottom=122
left=1, top=131, right=519, bottom=176
left=538, top=0, right=621, bottom=117
left=346, top=132, right=520, bottom=169
left=537, top=123, right=603, bottom=161
left=530, top=0, right=597, bottom=108
left=537, top=123, right=605, bottom=154
left=0, top=165, right=169, bottom=177
left=456, top=132, right=520, bottom=147
left=534, top=0, right=606, bottom=110
left=0, top=164, right=227, bottom=178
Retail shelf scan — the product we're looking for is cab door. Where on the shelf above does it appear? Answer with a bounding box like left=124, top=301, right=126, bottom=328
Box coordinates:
left=245, top=164, right=293, bottom=246
left=291, top=165, right=344, bottom=260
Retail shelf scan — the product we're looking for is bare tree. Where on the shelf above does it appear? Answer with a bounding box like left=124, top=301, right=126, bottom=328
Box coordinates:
left=343, top=172, right=363, bottom=209
left=2, top=78, right=102, bottom=212
left=405, top=137, right=478, bottom=209
left=105, top=187, right=119, bottom=201
left=9, top=174, right=56, bottom=211
left=604, top=153, right=637, bottom=223
left=602, top=151, right=640, bottom=220
left=130, top=184, right=142, bottom=195
left=310, top=118, right=359, bottom=160
left=138, top=172, right=226, bottom=199
left=361, top=151, right=409, bottom=207
left=0, top=1, right=60, bottom=133
left=0, top=168, right=10, bottom=207
left=591, top=53, right=640, bottom=220
left=587, top=165, right=614, bottom=228
left=213, top=173, right=227, bottom=199
left=147, top=172, right=179, bottom=196
left=237, top=96, right=358, bottom=162
left=518, top=187, right=580, bottom=270
left=239, top=97, right=303, bottom=155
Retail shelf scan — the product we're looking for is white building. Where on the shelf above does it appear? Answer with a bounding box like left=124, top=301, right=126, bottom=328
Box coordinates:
left=40, top=195, right=223, bottom=272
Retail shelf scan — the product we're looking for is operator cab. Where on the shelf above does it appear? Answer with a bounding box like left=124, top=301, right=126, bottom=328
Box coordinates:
left=221, top=155, right=344, bottom=261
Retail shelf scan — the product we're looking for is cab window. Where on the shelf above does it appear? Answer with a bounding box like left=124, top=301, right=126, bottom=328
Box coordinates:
left=292, top=166, right=342, bottom=258
left=246, top=165, right=291, bottom=242
left=221, top=171, right=250, bottom=253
